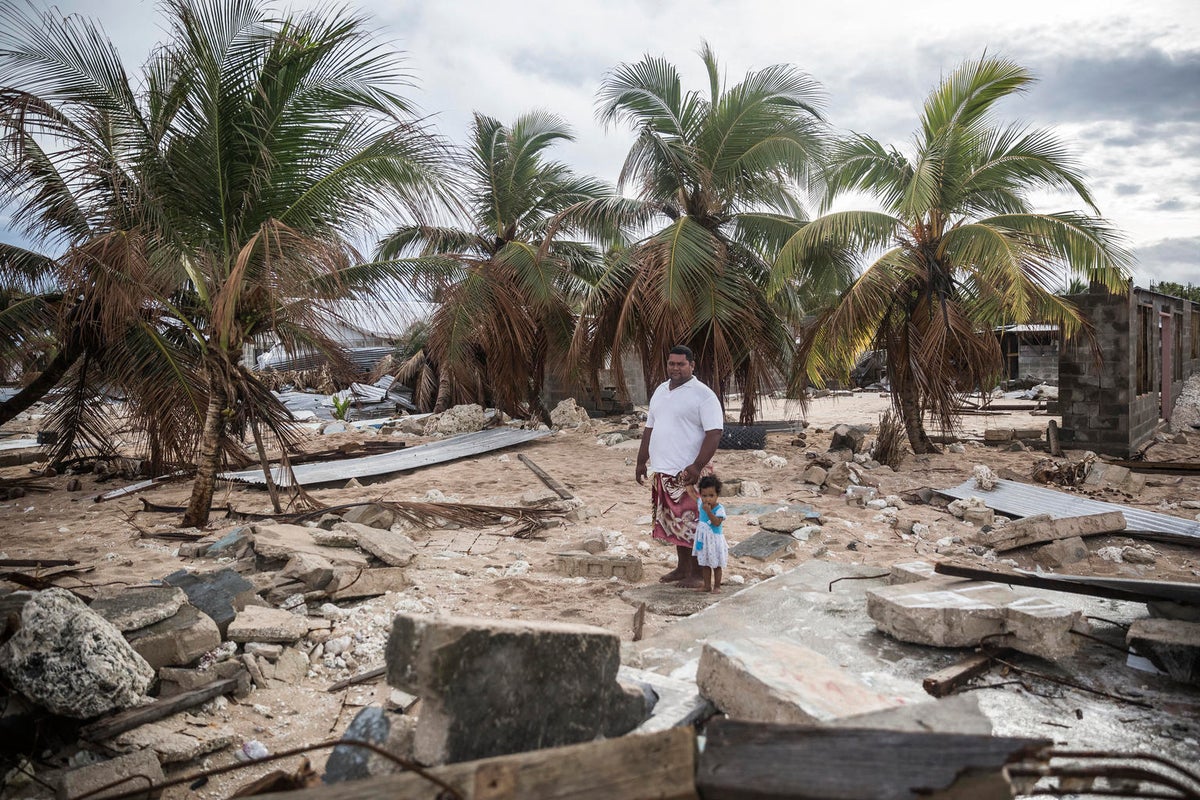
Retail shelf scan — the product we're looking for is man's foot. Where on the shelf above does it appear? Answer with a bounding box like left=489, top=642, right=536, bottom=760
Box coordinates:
left=659, top=568, right=686, bottom=583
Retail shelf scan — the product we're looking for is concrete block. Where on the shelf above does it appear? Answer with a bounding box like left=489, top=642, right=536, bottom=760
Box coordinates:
left=112, top=721, right=237, bottom=764
left=324, top=706, right=416, bottom=783
left=124, top=605, right=221, bottom=669
left=889, top=561, right=940, bottom=584
left=280, top=552, right=335, bottom=590
left=326, top=566, right=407, bottom=600
left=830, top=693, right=992, bottom=735
left=802, top=465, right=828, bottom=485
left=696, top=638, right=903, bottom=725
left=341, top=503, right=397, bottom=530
left=555, top=551, right=643, bottom=581
left=1127, top=619, right=1200, bottom=685
left=156, top=660, right=245, bottom=698
left=162, top=568, right=256, bottom=637
left=829, top=424, right=866, bottom=453
left=983, top=429, right=1013, bottom=442
left=1036, top=536, right=1090, bottom=568
left=867, top=578, right=1085, bottom=661
left=226, top=605, right=309, bottom=643
left=340, top=522, right=418, bottom=567
left=57, top=750, right=163, bottom=800
left=758, top=507, right=820, bottom=533
left=980, top=511, right=1125, bottom=552
left=618, top=665, right=713, bottom=734
left=386, top=614, right=651, bottom=764
left=730, top=531, right=794, bottom=561
left=962, top=507, right=995, bottom=526
left=250, top=524, right=370, bottom=567
left=91, top=587, right=187, bottom=633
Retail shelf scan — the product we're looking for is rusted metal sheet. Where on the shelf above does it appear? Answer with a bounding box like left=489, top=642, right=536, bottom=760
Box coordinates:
left=939, top=478, right=1200, bottom=546
left=220, top=428, right=550, bottom=487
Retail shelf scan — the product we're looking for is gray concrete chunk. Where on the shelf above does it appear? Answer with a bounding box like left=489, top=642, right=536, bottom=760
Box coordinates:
left=162, top=568, right=255, bottom=637
left=226, top=605, right=309, bottom=643
left=339, top=522, right=418, bottom=566
left=57, top=749, right=163, bottom=800
left=730, top=531, right=795, bottom=561
left=90, top=586, right=187, bottom=633
left=124, top=604, right=221, bottom=669
left=386, top=613, right=651, bottom=764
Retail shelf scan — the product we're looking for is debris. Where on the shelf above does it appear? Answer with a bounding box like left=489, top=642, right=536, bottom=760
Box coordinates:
left=518, top=454, right=574, bottom=500
left=251, top=524, right=370, bottom=567
left=829, top=424, right=866, bottom=454
left=326, top=566, right=407, bottom=600
left=831, top=693, right=992, bottom=735
left=162, top=568, right=257, bottom=637
left=757, top=507, right=820, bottom=533
left=93, top=471, right=188, bottom=503
left=979, top=511, right=1127, bottom=553
left=80, top=674, right=247, bottom=743
left=738, top=480, right=763, bottom=497
left=385, top=613, right=654, bottom=764
left=696, top=719, right=1048, bottom=800
left=57, top=749, right=164, bottom=800
left=326, top=665, right=387, bottom=692
left=1082, top=462, right=1146, bottom=495
left=933, top=562, right=1200, bottom=607
left=226, top=606, right=310, bottom=643
left=922, top=651, right=1012, bottom=698
left=548, top=398, right=591, bottom=429
left=696, top=638, right=903, bottom=724
left=124, top=604, right=222, bottom=669
left=323, top=706, right=416, bottom=783
left=1035, top=537, right=1091, bottom=568
left=90, top=586, right=188, bottom=632
left=111, top=720, right=237, bottom=764
left=0, top=588, right=154, bottom=718
left=618, top=583, right=723, bottom=616
left=1031, top=454, right=1093, bottom=486
left=1126, top=619, right=1200, bottom=685
left=719, top=425, right=767, bottom=451
left=730, top=531, right=795, bottom=562
left=341, top=523, right=418, bottom=567
left=435, top=403, right=487, bottom=435
left=972, top=464, right=997, bottom=491
left=554, top=552, right=643, bottom=581
left=341, top=503, right=397, bottom=530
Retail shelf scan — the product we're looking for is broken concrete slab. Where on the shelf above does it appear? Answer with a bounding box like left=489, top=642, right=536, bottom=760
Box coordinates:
left=244, top=642, right=283, bottom=661
left=341, top=503, right=397, bottom=530
left=980, top=511, right=1126, bottom=552
left=162, top=568, right=256, bottom=637
left=250, top=524, right=370, bottom=567
left=311, top=528, right=360, bottom=547
left=386, top=613, right=652, bottom=764
left=226, top=605, right=309, bottom=643
left=730, top=531, right=795, bottom=561
left=324, top=706, right=416, bottom=784
left=339, top=522, right=418, bottom=567
left=266, top=646, right=310, bottom=684
left=757, top=507, right=821, bottom=533
left=90, top=586, right=187, bottom=633
left=57, top=749, right=164, bottom=800
left=156, top=660, right=246, bottom=698
left=1127, top=618, right=1200, bottom=685
left=618, top=665, right=713, bottom=734
left=802, top=465, right=828, bottom=486
left=829, top=424, right=866, bottom=453
left=696, top=638, right=904, bottom=724
left=619, top=583, right=724, bottom=616
left=202, top=527, right=252, bottom=559
left=111, top=720, right=237, bottom=764
left=326, top=566, right=407, bottom=600
left=829, top=692, right=992, bottom=735
left=0, top=589, right=154, bottom=719
left=280, top=552, right=335, bottom=591
left=1083, top=462, right=1146, bottom=495
left=555, top=551, right=643, bottom=581
left=124, top=604, right=221, bottom=669
left=1035, top=536, right=1091, bottom=568
left=867, top=576, right=1085, bottom=661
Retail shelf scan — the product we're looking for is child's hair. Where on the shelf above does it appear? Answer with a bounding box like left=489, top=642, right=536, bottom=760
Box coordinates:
left=697, top=475, right=722, bottom=494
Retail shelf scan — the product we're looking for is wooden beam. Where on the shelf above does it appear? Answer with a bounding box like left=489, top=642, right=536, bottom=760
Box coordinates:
left=923, top=651, right=1011, bottom=698
left=1046, top=419, right=1062, bottom=457
left=517, top=455, right=574, bottom=500
left=256, top=728, right=697, bottom=800
left=81, top=675, right=246, bottom=742
left=696, top=718, right=1048, bottom=800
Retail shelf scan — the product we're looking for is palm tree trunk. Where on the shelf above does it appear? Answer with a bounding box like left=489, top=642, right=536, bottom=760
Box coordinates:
left=433, top=368, right=452, bottom=413
left=0, top=346, right=80, bottom=426
left=895, top=375, right=938, bottom=454
left=182, top=375, right=226, bottom=527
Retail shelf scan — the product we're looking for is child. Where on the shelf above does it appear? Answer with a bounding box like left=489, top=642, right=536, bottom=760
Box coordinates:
left=691, top=475, right=728, bottom=592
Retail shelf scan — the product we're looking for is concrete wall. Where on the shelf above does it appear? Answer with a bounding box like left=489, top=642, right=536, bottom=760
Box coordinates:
left=1059, top=285, right=1200, bottom=456
left=543, top=350, right=647, bottom=415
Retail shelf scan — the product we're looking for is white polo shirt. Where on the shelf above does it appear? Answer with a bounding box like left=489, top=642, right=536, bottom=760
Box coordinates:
left=646, top=377, right=724, bottom=475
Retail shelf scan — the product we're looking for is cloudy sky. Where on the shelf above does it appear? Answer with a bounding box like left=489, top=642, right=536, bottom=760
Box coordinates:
left=7, top=0, right=1199, bottom=286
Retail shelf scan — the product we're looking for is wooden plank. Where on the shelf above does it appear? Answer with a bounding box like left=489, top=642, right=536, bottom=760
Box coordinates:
left=1046, top=419, right=1062, bottom=457
left=933, top=561, right=1200, bottom=606
left=93, top=471, right=188, bottom=503
left=923, top=651, right=1011, bottom=698
left=325, top=665, right=386, bottom=692
left=517, top=454, right=574, bottom=500
left=696, top=719, right=1048, bottom=800
left=256, top=727, right=698, bottom=800
left=0, top=558, right=78, bottom=568
left=80, top=675, right=245, bottom=742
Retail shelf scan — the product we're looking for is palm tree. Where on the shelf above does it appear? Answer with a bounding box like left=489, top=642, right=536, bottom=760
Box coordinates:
left=2, top=0, right=450, bottom=526
left=776, top=55, right=1130, bottom=452
left=573, top=44, right=845, bottom=424
left=377, top=111, right=616, bottom=422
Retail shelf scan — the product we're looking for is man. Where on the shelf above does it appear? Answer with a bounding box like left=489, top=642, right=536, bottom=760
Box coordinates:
left=636, top=345, right=724, bottom=587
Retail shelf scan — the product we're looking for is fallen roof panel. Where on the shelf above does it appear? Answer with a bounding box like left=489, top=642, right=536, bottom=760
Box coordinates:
left=221, top=427, right=551, bottom=487
left=939, top=478, right=1200, bottom=546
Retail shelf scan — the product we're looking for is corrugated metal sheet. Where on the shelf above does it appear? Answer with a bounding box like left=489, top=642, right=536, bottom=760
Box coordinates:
left=940, top=478, right=1200, bottom=545
left=221, top=427, right=551, bottom=487
left=0, top=438, right=42, bottom=452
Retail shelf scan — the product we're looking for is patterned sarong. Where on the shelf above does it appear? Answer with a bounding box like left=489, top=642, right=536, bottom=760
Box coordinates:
left=650, top=465, right=713, bottom=547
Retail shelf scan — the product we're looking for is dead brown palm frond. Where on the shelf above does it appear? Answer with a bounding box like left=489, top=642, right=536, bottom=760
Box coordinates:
left=871, top=409, right=906, bottom=468
left=287, top=499, right=569, bottom=536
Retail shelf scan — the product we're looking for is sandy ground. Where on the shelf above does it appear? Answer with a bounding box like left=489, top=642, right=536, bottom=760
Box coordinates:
left=1, top=392, right=1198, bottom=797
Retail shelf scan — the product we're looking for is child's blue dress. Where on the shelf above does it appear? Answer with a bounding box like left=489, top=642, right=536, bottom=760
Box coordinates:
left=692, top=503, right=728, bottom=568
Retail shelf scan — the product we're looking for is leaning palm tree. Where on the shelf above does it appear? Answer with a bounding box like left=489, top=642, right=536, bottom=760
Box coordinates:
left=2, top=0, right=450, bottom=525
left=377, top=111, right=616, bottom=422
left=573, top=44, right=846, bottom=424
left=776, top=55, right=1130, bottom=452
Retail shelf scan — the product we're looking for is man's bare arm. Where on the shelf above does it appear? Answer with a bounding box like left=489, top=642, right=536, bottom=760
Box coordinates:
left=635, top=426, right=653, bottom=485
left=679, top=428, right=722, bottom=484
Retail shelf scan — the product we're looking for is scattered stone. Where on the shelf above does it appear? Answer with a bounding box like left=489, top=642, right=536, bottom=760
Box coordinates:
left=0, top=589, right=153, bottom=718
left=90, top=586, right=187, bottom=633
left=203, top=527, right=253, bottom=558
left=435, top=403, right=486, bottom=435
left=829, top=424, right=866, bottom=454
left=520, top=487, right=561, bottom=506
left=697, top=638, right=902, bottom=724
left=948, top=443, right=966, bottom=454
left=824, top=462, right=854, bottom=492
left=730, top=531, right=795, bottom=562
left=1126, top=619, right=1200, bottom=685
left=157, top=659, right=246, bottom=698
left=738, top=480, right=763, bottom=498
left=867, top=575, right=1085, bottom=660
left=251, top=524, right=370, bottom=568
left=342, top=503, right=396, bottom=531
left=269, top=647, right=309, bottom=683
left=549, top=398, right=591, bottom=428
left=57, top=750, right=164, bottom=800
left=312, top=528, right=360, bottom=547
left=280, top=552, right=336, bottom=591
left=324, top=706, right=416, bottom=783
left=341, top=523, right=418, bottom=567
left=568, top=531, right=607, bottom=555
left=326, top=566, right=407, bottom=600
left=125, top=604, right=222, bottom=669
left=162, top=568, right=256, bottom=637
left=1035, top=537, right=1090, bottom=568
left=761, top=455, right=788, bottom=469
left=791, top=525, right=821, bottom=542
left=758, top=508, right=820, bottom=533
left=386, top=614, right=653, bottom=764
left=226, top=606, right=309, bottom=643
left=112, top=720, right=236, bottom=763
left=244, top=643, right=284, bottom=661
left=979, top=511, right=1126, bottom=553
left=555, top=552, right=643, bottom=581
left=1083, top=462, right=1146, bottom=495
left=802, top=465, right=828, bottom=486
left=972, top=464, right=997, bottom=491
left=619, top=665, right=713, bottom=734
left=1122, top=546, right=1158, bottom=565
left=844, top=485, right=878, bottom=507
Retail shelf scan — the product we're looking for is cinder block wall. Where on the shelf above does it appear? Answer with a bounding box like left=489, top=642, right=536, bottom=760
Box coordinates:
left=1060, top=286, right=1200, bottom=456
left=1017, top=341, right=1059, bottom=383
